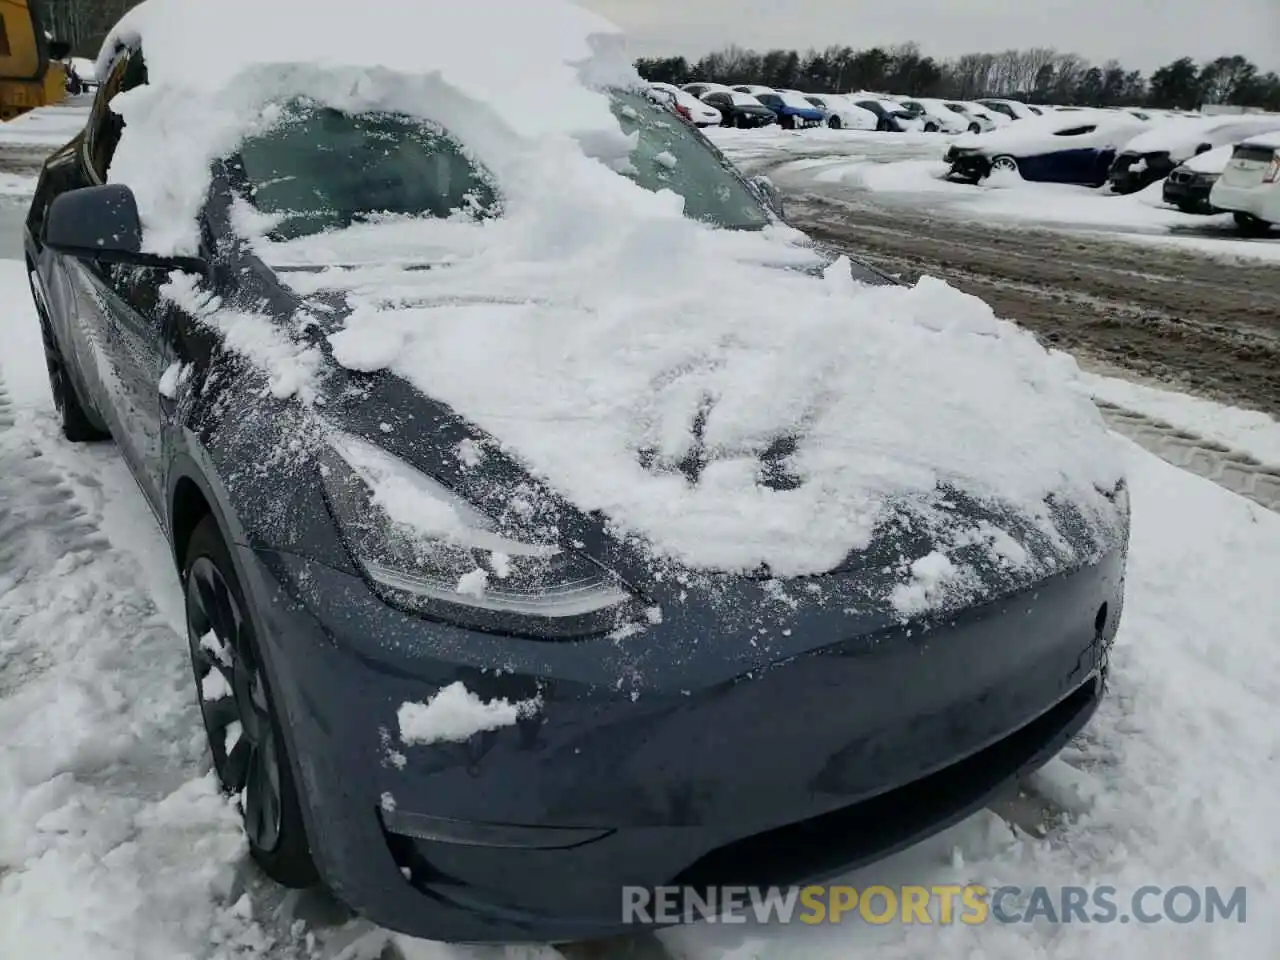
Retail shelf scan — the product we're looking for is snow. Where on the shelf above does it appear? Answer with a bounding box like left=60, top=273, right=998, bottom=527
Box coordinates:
left=0, top=173, right=37, bottom=198
left=1120, top=115, right=1280, bottom=157
left=1240, top=130, right=1280, bottom=150
left=301, top=214, right=1124, bottom=577
left=396, top=682, right=541, bottom=746
left=950, top=110, right=1149, bottom=156
left=0, top=104, right=91, bottom=148
left=97, top=0, right=637, bottom=255
left=1182, top=143, right=1236, bottom=174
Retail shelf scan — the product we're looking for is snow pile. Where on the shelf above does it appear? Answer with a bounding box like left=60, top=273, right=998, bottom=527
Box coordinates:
left=397, top=682, right=541, bottom=746
left=96, top=0, right=634, bottom=255
left=94, top=0, right=1124, bottom=579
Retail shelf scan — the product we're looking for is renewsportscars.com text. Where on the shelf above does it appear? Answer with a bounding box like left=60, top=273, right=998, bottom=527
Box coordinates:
left=621, top=884, right=1248, bottom=925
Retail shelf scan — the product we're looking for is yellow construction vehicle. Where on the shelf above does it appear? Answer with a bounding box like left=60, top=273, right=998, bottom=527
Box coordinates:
left=1, top=0, right=70, bottom=120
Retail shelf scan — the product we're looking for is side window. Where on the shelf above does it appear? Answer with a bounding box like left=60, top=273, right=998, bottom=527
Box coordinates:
left=87, top=48, right=149, bottom=181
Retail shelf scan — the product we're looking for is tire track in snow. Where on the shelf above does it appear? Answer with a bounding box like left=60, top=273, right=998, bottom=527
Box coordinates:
left=1096, top=402, right=1280, bottom=513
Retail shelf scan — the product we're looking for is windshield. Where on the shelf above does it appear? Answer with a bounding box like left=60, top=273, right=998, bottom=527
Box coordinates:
left=235, top=93, right=769, bottom=240
left=605, top=90, right=770, bottom=230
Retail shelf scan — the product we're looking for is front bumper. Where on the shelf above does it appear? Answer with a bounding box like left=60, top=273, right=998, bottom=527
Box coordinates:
left=1163, top=172, right=1219, bottom=212
left=236, top=542, right=1124, bottom=943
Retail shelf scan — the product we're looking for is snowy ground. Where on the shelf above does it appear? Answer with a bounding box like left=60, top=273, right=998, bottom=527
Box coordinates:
left=705, top=127, right=1280, bottom=263
left=2, top=149, right=1279, bottom=957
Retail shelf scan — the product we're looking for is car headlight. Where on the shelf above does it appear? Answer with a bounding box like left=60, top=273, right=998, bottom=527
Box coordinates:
left=318, top=432, right=641, bottom=638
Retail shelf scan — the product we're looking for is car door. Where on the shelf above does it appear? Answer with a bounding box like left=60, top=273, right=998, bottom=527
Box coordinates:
left=72, top=46, right=170, bottom=513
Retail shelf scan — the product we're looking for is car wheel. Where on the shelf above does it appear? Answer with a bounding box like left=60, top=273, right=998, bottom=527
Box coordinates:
left=925, top=122, right=939, bottom=133
left=968, top=122, right=981, bottom=134
left=1233, top=212, right=1272, bottom=235
left=828, top=115, right=842, bottom=130
left=989, top=155, right=1019, bottom=175
left=875, top=118, right=890, bottom=132
left=32, top=294, right=110, bottom=443
left=185, top=515, right=318, bottom=888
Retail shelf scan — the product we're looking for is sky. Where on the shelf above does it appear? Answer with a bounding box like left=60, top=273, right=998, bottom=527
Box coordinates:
left=581, top=0, right=1280, bottom=73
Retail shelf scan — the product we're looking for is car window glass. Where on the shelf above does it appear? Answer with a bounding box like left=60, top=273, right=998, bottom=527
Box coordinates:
left=1054, top=125, right=1096, bottom=136
left=234, top=101, right=498, bottom=241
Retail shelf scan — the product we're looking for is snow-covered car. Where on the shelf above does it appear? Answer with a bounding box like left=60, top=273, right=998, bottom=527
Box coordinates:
left=699, top=88, right=777, bottom=127
left=804, top=92, right=878, bottom=130
left=731, top=83, right=776, bottom=97
left=945, top=109, right=1151, bottom=186
left=976, top=98, right=1039, bottom=122
left=1210, top=131, right=1280, bottom=232
left=681, top=80, right=732, bottom=99
left=647, top=81, right=722, bottom=126
left=851, top=96, right=925, bottom=132
left=1162, top=143, right=1235, bottom=213
left=24, top=0, right=1130, bottom=944
left=753, top=89, right=826, bottom=129
left=943, top=100, right=1001, bottom=132
left=1107, top=115, right=1280, bottom=194
left=899, top=98, right=970, bottom=134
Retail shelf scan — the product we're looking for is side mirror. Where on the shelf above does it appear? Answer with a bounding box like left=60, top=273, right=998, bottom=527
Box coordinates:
left=749, top=174, right=784, bottom=216
left=43, top=185, right=207, bottom=274
left=1193, top=142, right=1212, bottom=156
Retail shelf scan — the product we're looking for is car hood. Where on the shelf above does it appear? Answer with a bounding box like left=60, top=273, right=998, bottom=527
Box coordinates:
left=244, top=209, right=1125, bottom=615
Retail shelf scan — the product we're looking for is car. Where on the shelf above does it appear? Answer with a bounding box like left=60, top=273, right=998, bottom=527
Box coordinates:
left=943, top=101, right=1001, bottom=133
left=976, top=98, right=1038, bottom=122
left=731, top=83, right=777, bottom=97
left=1209, top=131, right=1280, bottom=233
left=699, top=88, right=777, bottom=128
left=804, top=93, right=878, bottom=131
left=752, top=89, right=826, bottom=129
left=647, top=81, right=722, bottom=127
left=945, top=109, right=1151, bottom=186
left=681, top=81, right=732, bottom=99
left=898, top=98, right=970, bottom=134
left=25, top=0, right=1130, bottom=945
left=1108, top=116, right=1280, bottom=194
left=852, top=96, right=925, bottom=133
left=1162, top=143, right=1235, bottom=214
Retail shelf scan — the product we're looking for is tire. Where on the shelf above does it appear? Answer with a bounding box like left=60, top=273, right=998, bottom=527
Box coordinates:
left=827, top=115, right=842, bottom=130
left=924, top=122, right=939, bottom=133
left=968, top=122, right=981, bottom=134
left=184, top=515, right=318, bottom=888
left=989, top=155, right=1019, bottom=175
left=780, top=114, right=795, bottom=130
left=32, top=288, right=111, bottom=443
left=1233, top=212, right=1272, bottom=235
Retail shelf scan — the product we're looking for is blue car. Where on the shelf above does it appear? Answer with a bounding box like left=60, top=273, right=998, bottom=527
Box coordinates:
left=754, top=90, right=827, bottom=129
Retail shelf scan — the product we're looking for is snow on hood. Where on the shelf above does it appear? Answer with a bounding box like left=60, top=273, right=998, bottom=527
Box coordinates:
left=1121, top=115, right=1280, bottom=156
left=1181, top=143, right=1236, bottom=174
left=97, top=0, right=634, bottom=255
left=952, top=109, right=1145, bottom=153
left=100, top=0, right=1125, bottom=580
left=259, top=210, right=1124, bottom=578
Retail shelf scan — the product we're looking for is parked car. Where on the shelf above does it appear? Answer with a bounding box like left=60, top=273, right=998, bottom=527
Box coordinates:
left=681, top=81, right=732, bottom=99
left=647, top=81, right=722, bottom=127
left=731, top=83, right=777, bottom=97
left=853, top=97, right=925, bottom=133
left=1209, top=131, right=1280, bottom=233
left=943, top=101, right=1000, bottom=132
left=899, top=98, right=969, bottom=133
left=753, top=89, right=826, bottom=129
left=945, top=109, right=1150, bottom=185
left=804, top=93, right=878, bottom=131
left=1108, top=116, right=1280, bottom=194
left=699, top=89, right=777, bottom=128
left=25, top=0, right=1129, bottom=945
left=976, top=98, right=1038, bottom=122
left=1162, top=143, right=1234, bottom=214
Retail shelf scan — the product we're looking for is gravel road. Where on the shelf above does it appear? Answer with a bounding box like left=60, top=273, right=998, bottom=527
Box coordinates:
left=788, top=195, right=1280, bottom=418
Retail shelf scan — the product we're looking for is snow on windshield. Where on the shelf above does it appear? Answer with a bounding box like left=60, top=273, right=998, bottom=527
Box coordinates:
left=729, top=92, right=762, bottom=106
left=109, top=0, right=1125, bottom=580
left=778, top=92, right=814, bottom=110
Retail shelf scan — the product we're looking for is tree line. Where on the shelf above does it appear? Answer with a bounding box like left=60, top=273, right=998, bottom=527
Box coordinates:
left=635, top=44, right=1280, bottom=112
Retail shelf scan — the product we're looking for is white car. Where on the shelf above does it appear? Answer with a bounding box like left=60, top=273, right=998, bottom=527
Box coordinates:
left=647, top=82, right=722, bottom=127
left=681, top=81, right=732, bottom=99
left=1108, top=115, right=1280, bottom=194
left=898, top=98, right=969, bottom=134
left=1209, top=131, right=1280, bottom=232
left=976, top=98, right=1039, bottom=122
left=941, top=101, right=1000, bottom=132
left=803, top=93, right=878, bottom=131
left=945, top=109, right=1151, bottom=185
